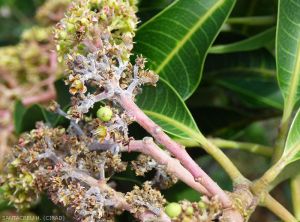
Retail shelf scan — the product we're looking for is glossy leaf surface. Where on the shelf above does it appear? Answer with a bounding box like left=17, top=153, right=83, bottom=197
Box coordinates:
left=276, top=0, right=300, bottom=111
left=136, top=79, right=200, bottom=139
left=135, top=0, right=236, bottom=99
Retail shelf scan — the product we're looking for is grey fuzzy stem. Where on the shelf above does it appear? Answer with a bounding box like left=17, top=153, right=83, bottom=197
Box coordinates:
left=37, top=137, right=170, bottom=222
left=55, top=107, right=85, bottom=136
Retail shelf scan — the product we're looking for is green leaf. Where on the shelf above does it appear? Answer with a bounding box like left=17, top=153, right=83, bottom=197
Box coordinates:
left=271, top=161, right=300, bottom=189
left=0, top=0, right=44, bottom=45
left=13, top=80, right=71, bottom=135
left=283, top=108, right=300, bottom=163
left=135, top=0, right=236, bottom=99
left=0, top=187, right=9, bottom=211
left=276, top=0, right=300, bottom=117
left=54, top=79, right=71, bottom=108
left=189, top=106, right=280, bottom=137
left=137, top=0, right=174, bottom=23
left=14, top=101, right=27, bottom=134
left=226, top=16, right=275, bottom=26
left=204, top=50, right=283, bottom=109
left=136, top=79, right=200, bottom=140
left=162, top=182, right=201, bottom=202
left=209, top=27, right=275, bottom=53
left=13, top=103, right=62, bottom=135
left=230, top=0, right=276, bottom=17
left=0, top=200, right=9, bottom=211
left=16, top=105, right=46, bottom=134
left=229, top=0, right=276, bottom=36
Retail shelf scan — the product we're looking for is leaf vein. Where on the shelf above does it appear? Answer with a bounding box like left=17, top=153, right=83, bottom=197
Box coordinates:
left=154, top=0, right=226, bottom=74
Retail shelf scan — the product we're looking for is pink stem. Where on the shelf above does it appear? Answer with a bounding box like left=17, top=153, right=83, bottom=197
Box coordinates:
left=22, top=51, right=58, bottom=106
left=0, top=68, right=18, bottom=88
left=117, top=93, right=232, bottom=208
left=0, top=126, right=12, bottom=169
left=0, top=109, right=10, bottom=120
left=49, top=50, right=58, bottom=72
left=24, top=76, right=54, bottom=95
left=128, top=138, right=210, bottom=196
left=22, top=86, right=56, bottom=106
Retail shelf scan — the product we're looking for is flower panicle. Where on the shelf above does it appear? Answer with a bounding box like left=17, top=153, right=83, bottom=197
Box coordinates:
left=54, top=0, right=158, bottom=120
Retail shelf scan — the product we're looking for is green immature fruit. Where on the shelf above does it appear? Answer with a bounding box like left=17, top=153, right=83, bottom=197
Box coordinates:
left=185, top=206, right=194, bottom=215
left=198, top=201, right=206, bottom=210
left=165, top=202, right=182, bottom=218
left=97, top=106, right=113, bottom=122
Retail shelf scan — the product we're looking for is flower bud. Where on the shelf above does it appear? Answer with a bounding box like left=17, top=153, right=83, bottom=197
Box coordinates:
left=198, top=201, right=206, bottom=209
left=185, top=206, right=194, bottom=215
left=165, top=202, right=182, bottom=218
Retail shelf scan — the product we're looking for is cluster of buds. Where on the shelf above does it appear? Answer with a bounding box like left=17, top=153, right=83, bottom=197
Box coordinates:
left=0, top=27, right=54, bottom=88
left=0, top=0, right=71, bottom=91
left=36, top=0, right=71, bottom=26
left=1, top=159, right=37, bottom=210
left=0, top=0, right=70, bottom=115
left=164, top=197, right=222, bottom=222
left=0, top=0, right=71, bottom=169
left=0, top=0, right=70, bottom=114
left=55, top=0, right=138, bottom=61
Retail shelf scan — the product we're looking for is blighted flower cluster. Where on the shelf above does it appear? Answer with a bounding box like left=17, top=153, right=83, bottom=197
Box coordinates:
left=0, top=114, right=171, bottom=221
left=125, top=182, right=166, bottom=217
left=132, top=154, right=178, bottom=190
left=55, top=0, right=158, bottom=119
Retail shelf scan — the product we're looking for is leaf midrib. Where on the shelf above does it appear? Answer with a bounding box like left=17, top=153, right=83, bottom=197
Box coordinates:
left=215, top=80, right=283, bottom=109
left=207, top=66, right=275, bottom=77
left=281, top=41, right=300, bottom=121
left=209, top=27, right=276, bottom=54
left=153, top=0, right=226, bottom=74
left=283, top=142, right=300, bottom=164
left=285, top=108, right=300, bottom=154
left=143, top=110, right=201, bottom=139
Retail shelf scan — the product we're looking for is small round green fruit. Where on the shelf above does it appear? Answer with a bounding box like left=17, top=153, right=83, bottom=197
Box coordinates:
left=185, top=206, right=194, bottom=215
left=97, top=106, right=113, bottom=122
left=198, top=201, right=207, bottom=210
left=165, top=202, right=182, bottom=218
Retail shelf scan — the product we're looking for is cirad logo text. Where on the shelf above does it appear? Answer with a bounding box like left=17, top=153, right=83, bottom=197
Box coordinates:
left=1, top=215, right=65, bottom=221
